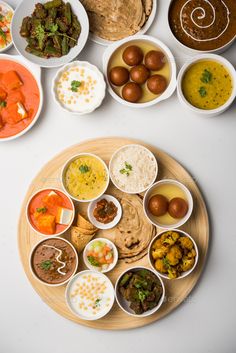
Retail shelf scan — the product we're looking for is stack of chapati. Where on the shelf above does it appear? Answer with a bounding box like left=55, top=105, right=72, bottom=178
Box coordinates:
left=80, top=0, right=153, bottom=41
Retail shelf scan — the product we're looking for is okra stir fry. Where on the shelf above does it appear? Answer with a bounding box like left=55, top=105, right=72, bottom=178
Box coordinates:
left=20, top=0, right=81, bottom=58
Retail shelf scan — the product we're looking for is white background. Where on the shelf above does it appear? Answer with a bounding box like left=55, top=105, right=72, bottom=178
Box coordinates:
left=1, top=1, right=236, bottom=352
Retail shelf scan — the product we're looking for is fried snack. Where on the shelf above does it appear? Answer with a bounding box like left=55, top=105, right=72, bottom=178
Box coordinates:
left=70, top=213, right=97, bottom=252
left=77, top=213, right=97, bottom=231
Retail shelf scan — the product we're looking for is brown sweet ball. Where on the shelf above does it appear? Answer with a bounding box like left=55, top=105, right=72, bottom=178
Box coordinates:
left=168, top=198, right=188, bottom=219
left=109, top=66, right=129, bottom=86
left=147, top=75, right=167, bottom=94
left=148, top=194, right=169, bottom=217
left=144, top=50, right=165, bottom=71
left=122, top=45, right=144, bottom=66
left=130, top=64, right=150, bottom=84
left=122, top=82, right=143, bottom=103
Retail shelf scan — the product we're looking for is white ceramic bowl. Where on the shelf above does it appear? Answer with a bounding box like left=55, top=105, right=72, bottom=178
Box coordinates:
left=83, top=237, right=118, bottom=273
left=148, top=229, right=199, bottom=280
left=87, top=194, right=122, bottom=230
left=26, top=187, right=75, bottom=237
left=177, top=54, right=236, bottom=117
left=0, top=54, right=43, bottom=142
left=90, top=0, right=157, bottom=46
left=167, top=0, right=236, bottom=55
left=115, top=266, right=165, bottom=317
left=143, top=179, right=193, bottom=229
left=65, top=270, right=115, bottom=321
left=61, top=153, right=110, bottom=203
left=52, top=61, right=106, bottom=115
left=11, top=0, right=89, bottom=68
left=109, top=144, right=158, bottom=194
left=103, top=35, right=177, bottom=108
left=0, top=1, right=14, bottom=53
left=29, top=236, right=78, bottom=287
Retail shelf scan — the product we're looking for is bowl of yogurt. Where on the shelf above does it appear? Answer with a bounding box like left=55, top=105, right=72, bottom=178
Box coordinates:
left=52, top=61, right=106, bottom=115
left=65, top=270, right=115, bottom=321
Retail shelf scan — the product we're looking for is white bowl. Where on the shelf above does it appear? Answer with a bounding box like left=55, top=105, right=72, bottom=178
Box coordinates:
left=148, top=229, right=199, bottom=280
left=0, top=54, right=43, bottom=142
left=65, top=270, right=115, bottom=321
left=52, top=61, right=106, bottom=115
left=177, top=54, right=236, bottom=117
left=109, top=144, right=158, bottom=194
left=87, top=194, right=122, bottom=230
left=26, top=187, right=75, bottom=237
left=11, top=0, right=89, bottom=68
left=61, top=153, right=110, bottom=203
left=143, top=179, right=193, bottom=229
left=83, top=237, right=118, bottom=273
left=0, top=1, right=14, bottom=53
left=103, top=35, right=177, bottom=108
left=115, top=266, right=165, bottom=317
left=90, top=0, right=157, bottom=46
left=167, top=0, right=236, bottom=55
left=29, top=236, right=78, bottom=287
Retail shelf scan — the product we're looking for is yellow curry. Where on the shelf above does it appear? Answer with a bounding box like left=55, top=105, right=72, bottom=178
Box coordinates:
left=182, top=60, right=233, bottom=110
left=64, top=155, right=108, bottom=201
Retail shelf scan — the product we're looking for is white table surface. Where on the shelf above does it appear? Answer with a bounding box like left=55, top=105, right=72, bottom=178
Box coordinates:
left=1, top=1, right=236, bottom=352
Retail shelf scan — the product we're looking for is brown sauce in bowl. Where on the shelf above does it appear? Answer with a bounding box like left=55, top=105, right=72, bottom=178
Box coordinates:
left=169, top=0, right=236, bottom=51
left=31, top=238, right=77, bottom=285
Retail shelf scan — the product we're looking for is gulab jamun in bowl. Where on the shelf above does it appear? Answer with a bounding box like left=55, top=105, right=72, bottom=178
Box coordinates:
left=103, top=35, right=177, bottom=108
left=143, top=179, right=193, bottom=229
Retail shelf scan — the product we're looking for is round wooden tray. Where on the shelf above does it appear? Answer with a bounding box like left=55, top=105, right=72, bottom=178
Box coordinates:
left=18, top=137, right=209, bottom=330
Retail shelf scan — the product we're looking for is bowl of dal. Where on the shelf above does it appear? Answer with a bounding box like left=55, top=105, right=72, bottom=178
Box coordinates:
left=177, top=54, right=236, bottom=117
left=61, top=153, right=109, bottom=202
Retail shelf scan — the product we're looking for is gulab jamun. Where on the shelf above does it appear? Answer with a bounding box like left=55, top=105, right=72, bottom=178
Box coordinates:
left=145, top=50, right=165, bottom=71
left=122, top=82, right=143, bottom=103
left=109, top=66, right=129, bottom=86
left=130, top=64, right=150, bottom=84
left=148, top=194, right=169, bottom=217
left=122, top=45, right=144, bottom=66
left=168, top=198, right=188, bottom=219
left=147, top=75, right=167, bottom=94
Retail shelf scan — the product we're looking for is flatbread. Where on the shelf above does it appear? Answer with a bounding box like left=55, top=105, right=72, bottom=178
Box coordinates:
left=71, top=226, right=96, bottom=253
left=77, top=214, right=97, bottom=231
left=142, top=0, right=153, bottom=16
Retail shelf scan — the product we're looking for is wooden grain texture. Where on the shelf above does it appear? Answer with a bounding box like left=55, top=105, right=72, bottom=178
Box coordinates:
left=18, top=137, right=209, bottom=330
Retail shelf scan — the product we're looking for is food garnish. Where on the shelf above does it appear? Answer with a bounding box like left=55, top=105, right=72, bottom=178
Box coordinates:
left=40, top=260, right=52, bottom=270
left=119, top=162, right=132, bottom=176
left=118, top=269, right=163, bottom=315
left=93, top=198, right=118, bottom=224
left=36, top=207, right=47, bottom=213
left=71, top=80, right=81, bottom=92
left=79, top=164, right=89, bottom=173
left=20, top=1, right=81, bottom=59
left=200, top=69, right=212, bottom=84
left=0, top=100, right=6, bottom=107
left=198, top=86, right=207, bottom=97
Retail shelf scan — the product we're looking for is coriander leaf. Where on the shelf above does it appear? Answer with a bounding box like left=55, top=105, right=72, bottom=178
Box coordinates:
left=36, top=207, right=47, bottom=213
left=163, top=257, right=170, bottom=269
left=125, top=162, right=132, bottom=171
left=49, top=23, right=58, bottom=33
left=95, top=298, right=101, bottom=307
left=119, top=162, right=132, bottom=176
left=0, top=14, right=4, bottom=22
left=71, top=80, right=81, bottom=92
left=0, top=100, right=6, bottom=107
left=201, top=69, right=212, bottom=84
left=0, top=28, right=6, bottom=42
left=199, top=86, right=207, bottom=97
left=40, top=260, right=52, bottom=271
left=34, top=24, right=45, bottom=50
left=138, top=290, right=147, bottom=302
left=79, top=164, right=89, bottom=174
left=87, top=256, right=100, bottom=267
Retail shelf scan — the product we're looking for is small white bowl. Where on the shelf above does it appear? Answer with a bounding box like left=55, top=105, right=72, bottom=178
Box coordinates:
left=52, top=61, right=106, bottom=115
left=83, top=237, right=118, bottom=273
left=87, top=194, right=122, bottom=230
left=90, top=0, right=157, bottom=46
left=115, top=266, right=165, bottom=317
left=109, top=144, right=158, bottom=194
left=26, top=187, right=75, bottom=237
left=0, top=1, right=14, bottom=53
left=65, top=270, right=115, bottom=321
left=0, top=54, right=43, bottom=142
left=61, top=153, right=110, bottom=203
left=177, top=54, right=236, bottom=117
left=143, top=179, right=193, bottom=229
left=103, top=35, right=177, bottom=108
left=167, top=0, right=236, bottom=55
left=29, top=236, right=78, bottom=287
left=148, top=229, right=199, bottom=280
left=11, top=0, right=89, bottom=68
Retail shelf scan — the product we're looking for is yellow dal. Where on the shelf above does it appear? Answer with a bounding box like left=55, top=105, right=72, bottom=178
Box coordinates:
left=182, top=60, right=233, bottom=110
left=64, top=156, right=108, bottom=201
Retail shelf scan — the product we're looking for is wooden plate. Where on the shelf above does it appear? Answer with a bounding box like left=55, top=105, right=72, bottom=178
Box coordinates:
left=18, top=137, right=209, bottom=330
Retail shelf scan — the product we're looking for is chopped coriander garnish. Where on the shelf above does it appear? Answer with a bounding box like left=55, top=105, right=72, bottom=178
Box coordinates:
left=40, top=260, right=52, bottom=271
left=0, top=27, right=6, bottom=42
left=87, top=256, right=100, bottom=267
left=36, top=207, right=47, bottom=213
left=95, top=298, right=101, bottom=307
left=79, top=164, right=90, bottom=174
left=119, top=162, right=132, bottom=176
left=200, top=69, right=212, bottom=84
left=0, top=100, right=6, bottom=107
left=199, top=86, right=207, bottom=97
left=71, top=80, right=81, bottom=92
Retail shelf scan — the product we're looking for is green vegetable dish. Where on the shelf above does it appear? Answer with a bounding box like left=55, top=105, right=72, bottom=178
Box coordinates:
left=118, top=269, right=163, bottom=315
left=20, top=0, right=81, bottom=59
